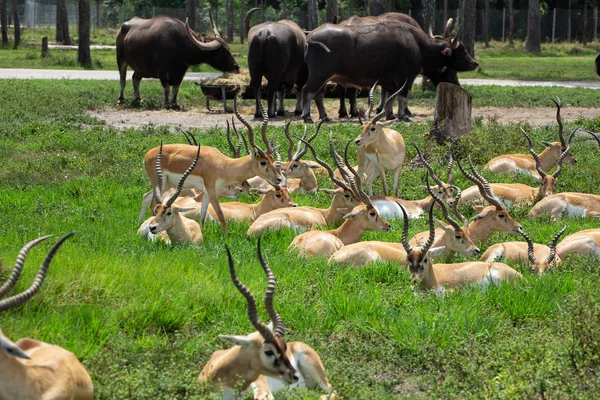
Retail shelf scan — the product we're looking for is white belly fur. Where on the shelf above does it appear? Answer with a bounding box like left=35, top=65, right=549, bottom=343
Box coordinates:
left=566, top=204, right=587, bottom=218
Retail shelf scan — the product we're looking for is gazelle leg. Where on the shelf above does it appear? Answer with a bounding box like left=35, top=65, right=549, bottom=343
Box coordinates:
left=208, top=190, right=228, bottom=233
left=199, top=192, right=211, bottom=230
left=392, top=166, right=402, bottom=197
left=375, top=152, right=387, bottom=196
left=251, top=376, right=274, bottom=400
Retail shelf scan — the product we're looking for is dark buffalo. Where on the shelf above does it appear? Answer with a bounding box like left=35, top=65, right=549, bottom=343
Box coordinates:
left=302, top=20, right=478, bottom=122
left=116, top=16, right=239, bottom=109
left=596, top=53, right=600, bottom=76
left=245, top=8, right=307, bottom=118
left=337, top=14, right=460, bottom=119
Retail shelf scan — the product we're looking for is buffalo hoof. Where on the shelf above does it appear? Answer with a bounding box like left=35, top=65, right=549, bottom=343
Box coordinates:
left=400, top=115, right=412, bottom=122
left=294, top=110, right=302, bottom=116
left=385, top=114, right=396, bottom=121
left=117, top=97, right=125, bottom=105
left=350, top=111, right=359, bottom=118
left=405, top=107, right=414, bottom=117
left=320, top=116, right=331, bottom=123
left=338, top=110, right=348, bottom=119
left=254, top=112, right=263, bottom=119
left=171, top=104, right=182, bottom=111
left=303, top=116, right=314, bottom=124
left=133, top=98, right=143, bottom=107
left=277, top=110, right=285, bottom=117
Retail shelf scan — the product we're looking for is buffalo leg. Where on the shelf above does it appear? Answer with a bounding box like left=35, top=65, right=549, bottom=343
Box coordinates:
left=348, top=88, right=358, bottom=117
left=314, top=89, right=328, bottom=121
left=338, top=88, right=348, bottom=118
left=294, top=90, right=302, bottom=116
left=132, top=72, right=142, bottom=104
left=266, top=78, right=279, bottom=118
left=254, top=91, right=262, bottom=118
left=277, top=89, right=285, bottom=116
left=160, top=80, right=171, bottom=109
left=301, top=73, right=329, bottom=123
left=118, top=62, right=128, bottom=104
left=170, top=84, right=181, bottom=110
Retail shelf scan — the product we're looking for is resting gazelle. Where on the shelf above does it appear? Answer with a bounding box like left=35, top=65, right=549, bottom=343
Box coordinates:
left=556, top=228, right=600, bottom=260
left=199, top=238, right=335, bottom=399
left=281, top=120, right=323, bottom=194
left=0, top=233, right=94, bottom=400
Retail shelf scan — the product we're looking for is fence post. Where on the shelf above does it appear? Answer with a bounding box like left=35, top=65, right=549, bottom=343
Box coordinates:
left=552, top=8, right=556, bottom=43
left=502, top=7, right=505, bottom=41
left=408, top=9, right=411, bottom=17
left=594, top=6, right=598, bottom=42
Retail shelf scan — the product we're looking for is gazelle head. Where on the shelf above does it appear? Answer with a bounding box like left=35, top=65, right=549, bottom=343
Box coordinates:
left=282, top=120, right=323, bottom=179
left=397, top=201, right=444, bottom=283
left=250, top=186, right=297, bottom=208
left=456, top=156, right=522, bottom=234
left=522, top=126, right=576, bottom=196
left=0, top=233, right=74, bottom=360
left=233, top=97, right=283, bottom=187
left=354, top=81, right=407, bottom=146
left=298, top=134, right=362, bottom=214
left=424, top=174, right=480, bottom=257
left=148, top=144, right=200, bottom=235
left=222, top=238, right=299, bottom=384
left=519, top=227, right=566, bottom=274
left=414, top=145, right=455, bottom=204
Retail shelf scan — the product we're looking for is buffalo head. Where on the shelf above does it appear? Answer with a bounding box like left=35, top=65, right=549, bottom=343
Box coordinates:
left=440, top=32, right=479, bottom=72
left=186, top=18, right=239, bottom=73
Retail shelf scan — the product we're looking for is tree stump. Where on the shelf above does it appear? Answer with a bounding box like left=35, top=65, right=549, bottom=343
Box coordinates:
left=429, top=82, right=472, bottom=145
left=41, top=36, right=50, bottom=58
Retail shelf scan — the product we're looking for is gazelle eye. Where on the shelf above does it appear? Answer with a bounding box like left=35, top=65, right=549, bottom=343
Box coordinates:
left=264, top=350, right=274, bottom=357
left=260, top=161, right=267, bottom=166
left=423, top=258, right=428, bottom=263
left=370, top=127, right=376, bottom=131
left=166, top=211, right=172, bottom=216
left=455, top=235, right=461, bottom=240
left=276, top=194, right=282, bottom=198
left=344, top=194, right=350, bottom=198
left=498, top=214, right=505, bottom=218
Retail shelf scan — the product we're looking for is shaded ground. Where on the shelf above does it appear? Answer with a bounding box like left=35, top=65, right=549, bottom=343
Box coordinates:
left=87, top=104, right=600, bottom=131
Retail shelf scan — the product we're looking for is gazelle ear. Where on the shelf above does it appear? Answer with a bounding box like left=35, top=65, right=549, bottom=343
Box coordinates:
left=249, top=188, right=270, bottom=195
left=429, top=246, right=446, bottom=256
left=541, top=141, right=557, bottom=148
left=342, top=210, right=362, bottom=220
left=218, top=335, right=255, bottom=347
left=379, top=120, right=396, bottom=127
left=320, top=189, right=337, bottom=196
left=252, top=149, right=261, bottom=158
left=472, top=205, right=485, bottom=212
left=336, top=208, right=351, bottom=214
left=533, top=175, right=543, bottom=183
left=472, top=209, right=491, bottom=221
left=434, top=219, right=451, bottom=232
left=0, top=336, right=31, bottom=360
left=172, top=206, right=195, bottom=213
left=304, top=161, right=322, bottom=169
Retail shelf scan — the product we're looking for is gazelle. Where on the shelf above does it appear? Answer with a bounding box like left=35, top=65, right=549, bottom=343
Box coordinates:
left=142, top=97, right=282, bottom=233
left=485, top=98, right=576, bottom=178
left=398, top=203, right=522, bottom=292
left=138, top=144, right=203, bottom=244
left=289, top=140, right=391, bottom=257
left=281, top=120, right=322, bottom=194
left=482, top=227, right=566, bottom=274
left=205, top=187, right=297, bottom=223
left=199, top=239, right=335, bottom=400
left=355, top=82, right=407, bottom=196
left=461, top=129, right=573, bottom=207
left=528, top=192, right=600, bottom=220
left=0, top=233, right=94, bottom=400
left=247, top=137, right=361, bottom=235
left=556, top=228, right=600, bottom=260
left=370, top=145, right=455, bottom=219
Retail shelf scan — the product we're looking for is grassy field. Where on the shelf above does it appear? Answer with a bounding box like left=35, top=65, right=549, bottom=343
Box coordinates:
left=1, top=79, right=600, bottom=399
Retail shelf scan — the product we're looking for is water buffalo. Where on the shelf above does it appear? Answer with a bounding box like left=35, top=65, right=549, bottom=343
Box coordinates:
left=245, top=8, right=307, bottom=118
left=596, top=53, right=600, bottom=76
left=116, top=16, right=239, bottom=109
left=302, top=20, right=478, bottom=122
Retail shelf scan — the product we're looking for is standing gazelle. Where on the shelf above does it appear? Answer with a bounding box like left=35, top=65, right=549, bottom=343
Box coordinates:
left=482, top=227, right=566, bottom=274
left=199, top=239, right=335, bottom=399
left=0, top=233, right=94, bottom=400
left=355, top=82, right=407, bottom=196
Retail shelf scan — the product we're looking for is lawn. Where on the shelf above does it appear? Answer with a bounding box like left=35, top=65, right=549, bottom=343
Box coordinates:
left=1, top=78, right=600, bottom=398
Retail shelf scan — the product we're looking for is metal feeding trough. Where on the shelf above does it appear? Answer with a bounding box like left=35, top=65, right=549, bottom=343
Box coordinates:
left=195, top=81, right=370, bottom=112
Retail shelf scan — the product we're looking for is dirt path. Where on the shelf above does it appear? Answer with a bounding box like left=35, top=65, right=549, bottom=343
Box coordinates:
left=87, top=105, right=600, bottom=131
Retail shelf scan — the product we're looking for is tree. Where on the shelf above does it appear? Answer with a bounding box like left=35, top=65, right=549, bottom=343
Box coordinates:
left=1, top=0, right=8, bottom=45
left=583, top=0, right=588, bottom=45
left=77, top=0, right=91, bottom=66
left=508, top=0, right=514, bottom=44
left=443, top=0, right=448, bottom=28
left=567, top=0, right=571, bottom=41
left=483, top=0, right=489, bottom=47
left=308, top=0, right=317, bottom=30
left=280, top=0, right=286, bottom=19
left=226, top=0, right=233, bottom=43
left=11, top=0, right=19, bottom=48
left=460, top=0, right=476, bottom=57
left=326, top=0, right=337, bottom=23
left=525, top=0, right=541, bottom=53
left=423, top=0, right=435, bottom=34
left=56, top=0, right=72, bottom=45
left=186, top=0, right=196, bottom=30
left=369, top=0, right=385, bottom=16
left=239, top=0, right=245, bottom=43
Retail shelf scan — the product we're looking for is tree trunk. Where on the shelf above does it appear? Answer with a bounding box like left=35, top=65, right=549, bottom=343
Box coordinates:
left=1, top=0, right=8, bottom=45
left=280, top=0, right=286, bottom=19
left=483, top=0, right=489, bottom=47
left=508, top=0, right=514, bottom=44
left=443, top=0, right=448, bottom=29
left=95, top=0, right=100, bottom=27
left=423, top=0, right=435, bottom=34
left=568, top=0, right=572, bottom=41
left=186, top=0, right=196, bottom=30
left=56, top=0, right=71, bottom=45
left=460, top=0, right=476, bottom=57
left=525, top=0, right=541, bottom=53
left=308, top=0, right=318, bottom=30
left=583, top=0, right=588, bottom=45
left=41, top=36, right=50, bottom=58
left=226, top=0, right=233, bottom=43
left=429, top=83, right=472, bottom=144
left=239, top=0, right=245, bottom=43
left=384, top=0, right=392, bottom=13
left=11, top=0, right=19, bottom=48
left=77, top=0, right=91, bottom=66
left=326, top=0, right=337, bottom=23
left=369, top=0, right=385, bottom=16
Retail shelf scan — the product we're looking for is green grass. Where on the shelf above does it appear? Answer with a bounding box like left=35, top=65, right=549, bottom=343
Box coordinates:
left=1, top=79, right=600, bottom=398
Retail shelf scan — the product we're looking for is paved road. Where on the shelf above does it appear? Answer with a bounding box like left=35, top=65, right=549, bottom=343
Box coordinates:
left=0, top=68, right=599, bottom=89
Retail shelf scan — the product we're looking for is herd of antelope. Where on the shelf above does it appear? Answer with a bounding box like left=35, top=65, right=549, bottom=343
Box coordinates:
left=4, top=92, right=600, bottom=399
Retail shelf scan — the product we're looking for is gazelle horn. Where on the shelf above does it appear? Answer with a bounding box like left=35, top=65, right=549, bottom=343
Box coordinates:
left=372, top=79, right=407, bottom=123
left=364, top=80, right=378, bottom=121
left=520, top=127, right=546, bottom=179
left=234, top=96, right=267, bottom=158
left=550, top=97, right=565, bottom=148
left=284, top=120, right=295, bottom=161
left=299, top=137, right=351, bottom=192
left=451, top=186, right=469, bottom=227
left=344, top=139, right=374, bottom=208
left=165, top=146, right=201, bottom=207
left=225, top=120, right=239, bottom=158
left=425, top=174, right=462, bottom=231
left=257, top=96, right=273, bottom=154
left=395, top=200, right=413, bottom=254
left=518, top=228, right=538, bottom=265
left=546, top=226, right=567, bottom=264
left=154, top=143, right=164, bottom=204
left=413, top=145, right=446, bottom=188
left=257, top=236, right=286, bottom=337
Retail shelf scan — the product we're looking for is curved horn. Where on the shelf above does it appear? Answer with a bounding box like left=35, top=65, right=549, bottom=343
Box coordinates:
left=257, top=97, right=273, bottom=154
left=413, top=145, right=445, bottom=188
left=520, top=127, right=546, bottom=179
left=0, top=233, right=75, bottom=313
left=428, top=25, right=434, bottom=38
left=344, top=139, right=374, bottom=208
left=329, top=132, right=354, bottom=189
left=225, top=120, right=239, bottom=158
left=165, top=146, right=201, bottom=207
left=551, top=97, right=565, bottom=147
left=552, top=143, right=571, bottom=179
left=208, top=10, right=221, bottom=38
left=234, top=96, right=266, bottom=158
left=580, top=129, right=600, bottom=147
left=451, top=26, right=461, bottom=47
left=451, top=186, right=469, bottom=227
left=291, top=125, right=308, bottom=161
left=467, top=156, right=504, bottom=210
left=186, top=19, right=222, bottom=51
left=231, top=116, right=249, bottom=156
left=357, top=112, right=363, bottom=125
left=444, top=18, right=454, bottom=38
left=179, top=127, right=197, bottom=146
left=299, top=136, right=350, bottom=191
left=257, top=237, right=286, bottom=337
left=425, top=174, right=462, bottom=231
left=372, top=80, right=407, bottom=123
left=245, top=7, right=260, bottom=34
left=422, top=202, right=436, bottom=255
left=295, top=120, right=322, bottom=161
left=154, top=143, right=164, bottom=204
left=283, top=120, right=295, bottom=161
left=447, top=146, right=454, bottom=185
left=518, top=228, right=538, bottom=265
left=546, top=226, right=567, bottom=264
left=225, top=246, right=276, bottom=343
left=0, top=235, right=53, bottom=298
left=364, top=81, right=377, bottom=121
left=456, top=157, right=504, bottom=210
left=395, top=200, right=413, bottom=254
